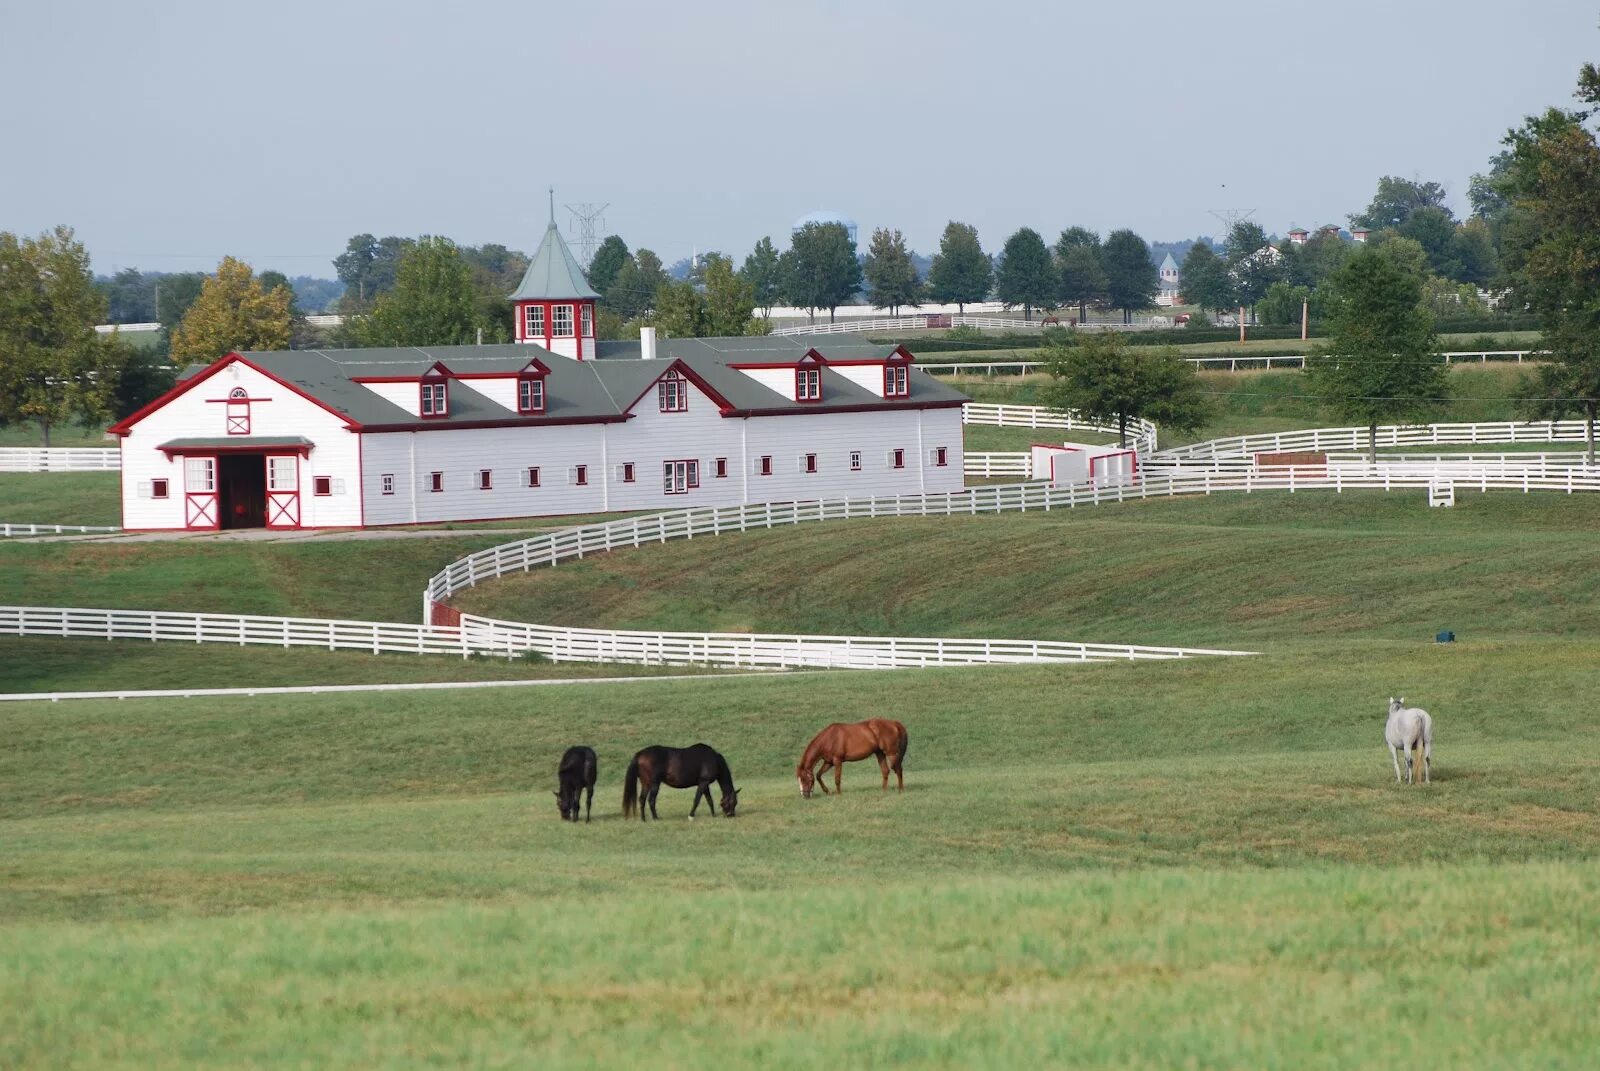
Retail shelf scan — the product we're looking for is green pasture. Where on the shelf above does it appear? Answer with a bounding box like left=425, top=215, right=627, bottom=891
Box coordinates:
left=0, top=473, right=121, bottom=526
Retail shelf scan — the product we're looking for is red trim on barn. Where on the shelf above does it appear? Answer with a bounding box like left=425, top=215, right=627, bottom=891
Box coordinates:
left=159, top=442, right=314, bottom=458
left=361, top=413, right=629, bottom=433
left=109, top=353, right=362, bottom=436
left=723, top=399, right=967, bottom=418
left=618, top=359, right=738, bottom=415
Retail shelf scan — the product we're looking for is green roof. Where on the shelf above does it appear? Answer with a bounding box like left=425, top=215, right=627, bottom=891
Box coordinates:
left=158, top=436, right=313, bottom=450
left=508, top=223, right=600, bottom=301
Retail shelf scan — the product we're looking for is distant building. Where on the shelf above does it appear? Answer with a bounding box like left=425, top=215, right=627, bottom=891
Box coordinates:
left=1156, top=252, right=1182, bottom=307
left=1287, top=227, right=1309, bottom=245
left=1350, top=226, right=1370, bottom=243
left=793, top=210, right=858, bottom=250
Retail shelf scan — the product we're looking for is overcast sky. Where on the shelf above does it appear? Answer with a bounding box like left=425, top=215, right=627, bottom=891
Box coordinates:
left=2, top=0, right=1595, bottom=277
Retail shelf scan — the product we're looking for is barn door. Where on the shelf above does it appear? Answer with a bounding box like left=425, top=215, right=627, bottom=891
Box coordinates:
left=266, top=454, right=300, bottom=528
left=184, top=456, right=218, bottom=529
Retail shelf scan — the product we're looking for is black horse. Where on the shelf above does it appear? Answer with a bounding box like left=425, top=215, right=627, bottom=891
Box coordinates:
left=623, top=744, right=739, bottom=821
left=555, top=746, right=597, bottom=823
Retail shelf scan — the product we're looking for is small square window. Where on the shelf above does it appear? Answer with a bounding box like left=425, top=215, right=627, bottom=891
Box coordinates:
left=621, top=462, right=635, bottom=483
left=150, top=478, right=169, bottom=499
left=759, top=455, right=773, bottom=476
left=935, top=447, right=949, bottom=467
left=804, top=453, right=818, bottom=474
left=526, top=466, right=541, bottom=488
left=715, top=457, right=728, bottom=478
left=314, top=476, right=332, bottom=496
left=849, top=451, right=862, bottom=472
left=478, top=469, right=493, bottom=490
left=430, top=471, right=443, bottom=493
left=381, top=473, right=394, bottom=496
left=573, top=465, right=588, bottom=486
left=891, top=449, right=905, bottom=470
left=524, top=305, right=545, bottom=337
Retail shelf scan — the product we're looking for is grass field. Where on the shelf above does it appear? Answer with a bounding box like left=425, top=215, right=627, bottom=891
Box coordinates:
left=0, top=472, right=121, bottom=525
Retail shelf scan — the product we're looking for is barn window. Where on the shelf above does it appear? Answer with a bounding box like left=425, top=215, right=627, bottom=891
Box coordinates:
left=518, top=377, right=545, bottom=414
left=616, top=462, right=636, bottom=483
left=850, top=450, right=862, bottom=472
left=226, top=386, right=251, bottom=434
left=884, top=365, right=909, bottom=397
left=524, top=304, right=545, bottom=338
left=714, top=457, right=728, bottom=478
left=572, top=465, right=588, bottom=486
left=150, top=478, right=169, bottom=499
left=429, top=471, right=443, bottom=493
left=795, top=367, right=821, bottom=402
left=891, top=448, right=905, bottom=470
left=420, top=381, right=449, bottom=418
left=313, top=476, right=332, bottom=496
left=526, top=466, right=541, bottom=488
left=553, top=304, right=575, bottom=337
left=580, top=304, right=594, bottom=337
left=758, top=455, right=773, bottom=476
left=658, top=371, right=688, bottom=413
left=934, top=446, right=949, bottom=467
left=381, top=473, right=394, bottom=496
left=801, top=453, right=818, bottom=474
left=185, top=456, right=215, bottom=492
left=478, top=469, right=493, bottom=491
left=663, top=459, right=698, bottom=494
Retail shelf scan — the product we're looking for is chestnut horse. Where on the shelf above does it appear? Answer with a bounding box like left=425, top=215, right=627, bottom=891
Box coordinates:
left=796, top=719, right=908, bottom=798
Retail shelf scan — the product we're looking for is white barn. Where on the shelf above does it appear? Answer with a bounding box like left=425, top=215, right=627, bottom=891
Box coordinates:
left=109, top=330, right=968, bottom=531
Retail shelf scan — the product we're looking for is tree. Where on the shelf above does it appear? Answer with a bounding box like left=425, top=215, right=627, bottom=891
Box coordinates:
left=1054, top=228, right=1107, bottom=322
left=1223, top=221, right=1282, bottom=315
left=170, top=256, right=293, bottom=361
left=739, top=236, right=783, bottom=315
left=1101, top=229, right=1159, bottom=323
left=1502, top=88, right=1600, bottom=461
left=1295, top=232, right=1353, bottom=289
left=1257, top=281, right=1313, bottom=326
left=1178, top=241, right=1232, bottom=315
left=994, top=228, right=1056, bottom=320
left=0, top=227, right=125, bottom=445
left=781, top=222, right=862, bottom=322
left=652, top=279, right=709, bottom=338
left=356, top=237, right=480, bottom=347
left=863, top=227, right=922, bottom=315
left=604, top=255, right=652, bottom=320
left=1453, top=217, right=1499, bottom=288
left=1368, top=234, right=1431, bottom=285
left=1396, top=206, right=1463, bottom=279
left=1038, top=331, right=1209, bottom=447
left=1305, top=247, right=1446, bottom=462
left=702, top=256, right=764, bottom=336
left=926, top=221, right=991, bottom=314
left=153, top=272, right=205, bottom=334
left=587, top=236, right=629, bottom=295
left=1349, top=175, right=1452, bottom=231
left=333, top=234, right=413, bottom=309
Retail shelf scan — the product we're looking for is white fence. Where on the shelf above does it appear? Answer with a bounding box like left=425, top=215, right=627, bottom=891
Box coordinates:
left=925, top=351, right=1537, bottom=377
left=1155, top=419, right=1599, bottom=461
left=962, top=402, right=1158, bottom=454
left=0, top=447, right=120, bottom=472
left=2, top=523, right=121, bottom=538
left=0, top=605, right=479, bottom=657
left=964, top=452, right=1033, bottom=479
left=770, top=314, right=1168, bottom=337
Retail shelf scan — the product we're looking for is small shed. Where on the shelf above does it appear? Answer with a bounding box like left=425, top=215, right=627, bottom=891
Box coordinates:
left=1031, top=441, right=1139, bottom=487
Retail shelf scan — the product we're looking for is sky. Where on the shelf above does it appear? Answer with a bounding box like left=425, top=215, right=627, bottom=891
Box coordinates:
left=2, top=0, right=1596, bottom=278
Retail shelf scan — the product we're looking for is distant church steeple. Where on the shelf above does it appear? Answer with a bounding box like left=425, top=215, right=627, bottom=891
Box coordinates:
left=509, top=191, right=600, bottom=358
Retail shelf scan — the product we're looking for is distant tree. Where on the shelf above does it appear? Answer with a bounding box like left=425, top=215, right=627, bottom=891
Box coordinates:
left=1503, top=84, right=1600, bottom=461
left=739, top=236, right=783, bottom=315
left=586, top=236, right=629, bottom=295
left=605, top=255, right=652, bottom=320
left=1453, top=218, right=1499, bottom=287
left=863, top=227, right=922, bottom=315
left=0, top=227, right=126, bottom=445
left=1349, top=175, right=1453, bottom=231
left=1368, top=234, right=1431, bottom=285
left=170, top=256, right=293, bottom=361
left=1054, top=228, right=1107, bottom=322
left=995, top=228, right=1057, bottom=320
left=1100, top=229, right=1159, bottom=323
left=99, top=267, right=156, bottom=323
left=702, top=256, right=765, bottom=336
left=926, top=221, right=991, bottom=314
left=1178, top=241, right=1233, bottom=315
left=1295, top=232, right=1353, bottom=289
left=634, top=249, right=667, bottom=293
left=356, top=237, right=480, bottom=347
left=112, top=345, right=178, bottom=421
left=781, top=222, right=862, bottom=322
left=1420, top=276, right=1489, bottom=320
left=1468, top=150, right=1514, bottom=234
left=334, top=234, right=413, bottom=309
left=458, top=242, right=528, bottom=343
left=1038, top=331, right=1209, bottom=447
left=1396, top=206, right=1464, bottom=280
left=1257, top=281, right=1313, bottom=326
left=1305, top=247, right=1445, bottom=462
left=154, top=272, right=205, bottom=334
left=1223, top=221, right=1283, bottom=314
left=652, top=279, right=709, bottom=338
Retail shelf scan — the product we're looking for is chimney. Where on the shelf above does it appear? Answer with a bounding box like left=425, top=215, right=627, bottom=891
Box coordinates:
left=640, top=325, right=657, bottom=360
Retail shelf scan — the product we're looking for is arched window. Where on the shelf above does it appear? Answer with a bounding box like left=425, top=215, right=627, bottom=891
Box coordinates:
left=226, top=386, right=251, bottom=434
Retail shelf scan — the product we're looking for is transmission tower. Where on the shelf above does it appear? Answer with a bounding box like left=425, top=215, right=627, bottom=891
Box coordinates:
left=1207, top=207, right=1255, bottom=234
left=564, top=202, right=609, bottom=268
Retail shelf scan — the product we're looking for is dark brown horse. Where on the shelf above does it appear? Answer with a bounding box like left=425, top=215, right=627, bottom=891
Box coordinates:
left=796, top=719, right=908, bottom=797
left=623, top=744, right=739, bottom=820
left=555, top=745, right=597, bottom=823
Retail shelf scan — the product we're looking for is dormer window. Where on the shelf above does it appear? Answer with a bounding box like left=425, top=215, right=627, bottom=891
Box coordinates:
left=884, top=365, right=910, bottom=397
left=517, top=376, right=545, bottom=414
left=795, top=367, right=822, bottom=402
left=658, top=370, right=688, bottom=413
left=420, top=380, right=449, bottom=418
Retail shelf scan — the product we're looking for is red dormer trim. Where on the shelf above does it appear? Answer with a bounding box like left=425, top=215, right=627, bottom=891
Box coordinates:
left=420, top=373, right=449, bottom=419
left=795, top=366, right=822, bottom=403
left=108, top=352, right=361, bottom=436
left=620, top=359, right=738, bottom=416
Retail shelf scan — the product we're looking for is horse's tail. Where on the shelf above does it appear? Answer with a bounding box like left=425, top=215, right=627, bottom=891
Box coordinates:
left=896, top=723, right=909, bottom=766
left=623, top=756, right=640, bottom=817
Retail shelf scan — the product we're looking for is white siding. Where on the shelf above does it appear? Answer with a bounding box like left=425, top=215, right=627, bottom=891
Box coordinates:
left=832, top=365, right=887, bottom=397
left=467, top=377, right=520, bottom=413
left=733, top=366, right=797, bottom=400
left=120, top=362, right=360, bottom=530
left=361, top=381, right=422, bottom=417
left=605, top=377, right=749, bottom=511
left=744, top=407, right=964, bottom=501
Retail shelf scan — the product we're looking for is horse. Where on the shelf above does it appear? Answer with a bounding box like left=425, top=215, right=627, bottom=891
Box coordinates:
left=796, top=718, right=908, bottom=798
left=555, top=745, right=597, bottom=822
left=623, top=744, right=739, bottom=820
left=1385, top=697, right=1434, bottom=784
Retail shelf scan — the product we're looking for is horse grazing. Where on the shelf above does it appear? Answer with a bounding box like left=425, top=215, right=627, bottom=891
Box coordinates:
left=796, top=718, right=908, bottom=798
left=1385, top=697, right=1434, bottom=784
left=623, top=744, right=739, bottom=821
left=555, top=745, right=598, bottom=822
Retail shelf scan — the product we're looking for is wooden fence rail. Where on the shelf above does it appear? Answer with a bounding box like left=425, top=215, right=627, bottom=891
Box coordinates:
left=2, top=523, right=122, bottom=538
left=0, top=447, right=121, bottom=472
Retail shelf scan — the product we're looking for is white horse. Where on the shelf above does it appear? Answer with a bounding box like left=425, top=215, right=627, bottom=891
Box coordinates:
left=1385, top=697, right=1434, bottom=784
